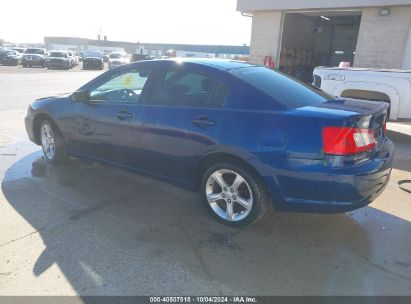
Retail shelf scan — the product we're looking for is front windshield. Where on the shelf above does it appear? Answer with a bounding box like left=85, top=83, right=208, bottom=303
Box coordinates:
left=25, top=49, right=44, bottom=55
left=50, top=52, right=67, bottom=58
left=7, top=51, right=17, bottom=56
left=83, top=51, right=102, bottom=59
left=110, top=53, right=122, bottom=59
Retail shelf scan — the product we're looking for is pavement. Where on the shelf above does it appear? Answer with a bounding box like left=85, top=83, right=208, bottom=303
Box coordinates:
left=0, top=65, right=410, bottom=296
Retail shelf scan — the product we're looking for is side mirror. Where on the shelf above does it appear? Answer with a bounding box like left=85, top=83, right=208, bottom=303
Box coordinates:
left=71, top=90, right=90, bottom=103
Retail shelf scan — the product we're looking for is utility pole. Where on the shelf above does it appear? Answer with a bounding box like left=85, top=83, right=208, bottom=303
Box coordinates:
left=99, top=26, right=103, bottom=53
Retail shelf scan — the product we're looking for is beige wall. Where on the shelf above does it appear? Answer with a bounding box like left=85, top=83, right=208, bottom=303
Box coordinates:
left=354, top=6, right=411, bottom=68
left=249, top=11, right=283, bottom=65
left=402, top=25, right=411, bottom=69
left=247, top=6, right=411, bottom=69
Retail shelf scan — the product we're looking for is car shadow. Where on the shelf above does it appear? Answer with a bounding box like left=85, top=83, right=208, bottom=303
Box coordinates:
left=1, top=152, right=411, bottom=296
left=386, top=129, right=411, bottom=172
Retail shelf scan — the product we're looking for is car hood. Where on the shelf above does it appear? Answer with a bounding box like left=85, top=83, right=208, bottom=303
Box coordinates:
left=109, top=59, right=128, bottom=64
left=24, top=53, right=45, bottom=57
left=84, top=57, right=102, bottom=60
left=37, top=93, right=71, bottom=101
left=0, top=54, right=17, bottom=58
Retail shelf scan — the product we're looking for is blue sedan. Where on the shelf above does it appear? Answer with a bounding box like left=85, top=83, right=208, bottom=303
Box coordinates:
left=25, top=59, right=394, bottom=227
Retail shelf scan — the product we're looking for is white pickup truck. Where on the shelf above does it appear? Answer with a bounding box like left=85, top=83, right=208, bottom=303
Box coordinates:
left=313, top=67, right=411, bottom=121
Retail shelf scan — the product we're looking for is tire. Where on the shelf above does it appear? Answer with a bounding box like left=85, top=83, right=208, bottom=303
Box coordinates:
left=201, top=162, right=269, bottom=227
left=39, top=120, right=68, bottom=163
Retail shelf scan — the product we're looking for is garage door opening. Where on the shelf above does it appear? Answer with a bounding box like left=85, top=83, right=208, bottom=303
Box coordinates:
left=279, top=11, right=362, bottom=83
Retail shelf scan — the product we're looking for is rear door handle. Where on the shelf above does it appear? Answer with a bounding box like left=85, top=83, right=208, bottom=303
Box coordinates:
left=116, top=111, right=134, bottom=120
left=192, top=116, right=216, bottom=128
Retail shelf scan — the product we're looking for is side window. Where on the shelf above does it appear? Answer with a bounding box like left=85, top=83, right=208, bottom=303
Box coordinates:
left=146, top=68, right=228, bottom=108
left=90, top=68, right=152, bottom=103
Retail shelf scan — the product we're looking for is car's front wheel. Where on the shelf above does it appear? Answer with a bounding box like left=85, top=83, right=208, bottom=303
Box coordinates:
left=40, top=120, right=67, bottom=163
left=201, top=162, right=268, bottom=227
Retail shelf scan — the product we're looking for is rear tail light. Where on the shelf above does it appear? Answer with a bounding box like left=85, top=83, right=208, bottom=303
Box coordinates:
left=323, top=127, right=376, bottom=155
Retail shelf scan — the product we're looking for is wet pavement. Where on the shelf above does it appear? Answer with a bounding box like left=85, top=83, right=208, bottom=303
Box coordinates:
left=0, top=66, right=410, bottom=295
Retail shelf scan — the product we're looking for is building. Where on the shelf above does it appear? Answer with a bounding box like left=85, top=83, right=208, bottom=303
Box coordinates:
left=237, top=0, right=411, bottom=77
left=44, top=37, right=250, bottom=59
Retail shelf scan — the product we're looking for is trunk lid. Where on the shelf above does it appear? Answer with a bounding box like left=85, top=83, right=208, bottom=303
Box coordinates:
left=285, top=98, right=389, bottom=160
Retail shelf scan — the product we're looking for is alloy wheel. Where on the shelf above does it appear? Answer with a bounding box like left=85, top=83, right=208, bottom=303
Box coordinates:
left=41, top=122, right=56, bottom=160
left=205, top=169, right=253, bottom=222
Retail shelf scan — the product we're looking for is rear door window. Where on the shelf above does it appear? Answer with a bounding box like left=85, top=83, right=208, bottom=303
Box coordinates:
left=230, top=67, right=334, bottom=108
left=145, top=67, right=228, bottom=108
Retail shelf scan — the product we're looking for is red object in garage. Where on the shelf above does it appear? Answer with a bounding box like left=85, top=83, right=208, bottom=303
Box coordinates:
left=264, top=56, right=275, bottom=68
left=339, top=62, right=351, bottom=68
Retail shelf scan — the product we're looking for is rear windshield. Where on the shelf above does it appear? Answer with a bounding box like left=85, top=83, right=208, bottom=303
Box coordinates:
left=230, top=67, right=334, bottom=108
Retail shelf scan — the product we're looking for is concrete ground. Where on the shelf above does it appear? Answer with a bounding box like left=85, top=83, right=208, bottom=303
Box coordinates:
left=0, top=65, right=410, bottom=296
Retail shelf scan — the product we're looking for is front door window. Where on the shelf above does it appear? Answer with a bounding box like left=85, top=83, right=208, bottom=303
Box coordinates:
left=90, top=68, right=152, bottom=103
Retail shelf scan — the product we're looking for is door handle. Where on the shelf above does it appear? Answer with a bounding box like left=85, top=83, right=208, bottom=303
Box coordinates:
left=192, top=116, right=216, bottom=128
left=116, top=111, right=134, bottom=120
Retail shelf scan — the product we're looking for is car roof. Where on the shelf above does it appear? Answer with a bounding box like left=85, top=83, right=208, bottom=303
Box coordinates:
left=146, top=58, right=257, bottom=71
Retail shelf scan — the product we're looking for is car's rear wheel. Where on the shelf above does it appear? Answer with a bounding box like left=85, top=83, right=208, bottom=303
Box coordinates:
left=201, top=162, right=268, bottom=227
left=40, top=120, right=67, bottom=163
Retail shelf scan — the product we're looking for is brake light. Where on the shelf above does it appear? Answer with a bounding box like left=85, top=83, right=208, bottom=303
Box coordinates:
left=323, top=127, right=376, bottom=155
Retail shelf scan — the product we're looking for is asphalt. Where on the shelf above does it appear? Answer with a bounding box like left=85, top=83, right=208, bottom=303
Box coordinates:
left=0, top=65, right=410, bottom=296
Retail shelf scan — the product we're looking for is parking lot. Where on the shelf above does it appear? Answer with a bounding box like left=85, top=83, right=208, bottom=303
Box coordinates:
left=0, top=65, right=410, bottom=295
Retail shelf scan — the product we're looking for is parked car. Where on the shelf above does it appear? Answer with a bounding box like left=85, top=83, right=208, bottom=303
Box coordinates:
left=72, top=51, right=80, bottom=66
left=24, top=59, right=394, bottom=227
left=65, top=51, right=75, bottom=68
left=82, top=51, right=104, bottom=70
left=130, top=54, right=152, bottom=62
left=0, top=50, right=22, bottom=66
left=22, top=48, right=47, bottom=67
left=108, top=52, right=130, bottom=69
left=313, top=66, right=411, bottom=121
left=45, top=51, right=71, bottom=69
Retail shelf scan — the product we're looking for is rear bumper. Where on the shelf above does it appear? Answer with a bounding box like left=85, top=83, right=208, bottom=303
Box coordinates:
left=83, top=60, right=103, bottom=69
left=258, top=139, right=394, bottom=213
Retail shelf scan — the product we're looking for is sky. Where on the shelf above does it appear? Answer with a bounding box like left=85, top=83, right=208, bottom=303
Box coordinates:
left=0, top=0, right=252, bottom=46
